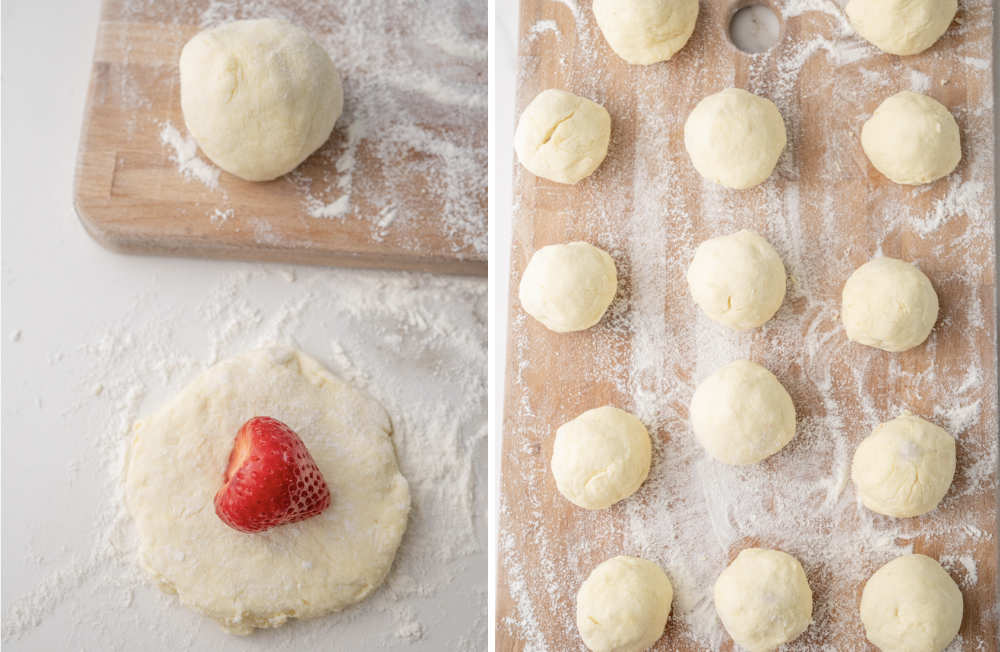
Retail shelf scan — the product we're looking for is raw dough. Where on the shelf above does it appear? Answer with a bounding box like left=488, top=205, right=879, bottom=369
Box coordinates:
left=846, top=0, right=957, bottom=56
left=180, top=19, right=343, bottom=181
left=519, top=241, right=618, bottom=332
left=860, top=554, right=963, bottom=652
left=851, top=413, right=955, bottom=518
left=684, top=88, right=786, bottom=189
left=125, top=347, right=410, bottom=634
left=861, top=91, right=961, bottom=185
left=576, top=556, right=672, bottom=652
left=714, top=548, right=813, bottom=651
left=689, top=360, right=796, bottom=465
left=514, top=89, right=611, bottom=184
left=593, top=0, right=699, bottom=65
left=686, top=229, right=786, bottom=330
left=841, top=256, right=939, bottom=352
left=551, top=406, right=652, bottom=510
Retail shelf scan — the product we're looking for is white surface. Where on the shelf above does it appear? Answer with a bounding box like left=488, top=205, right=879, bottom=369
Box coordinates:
left=1, top=1, right=486, bottom=650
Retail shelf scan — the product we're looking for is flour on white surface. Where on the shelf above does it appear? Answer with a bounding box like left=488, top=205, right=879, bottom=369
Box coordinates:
left=501, top=0, right=997, bottom=649
left=3, top=269, right=486, bottom=650
left=140, top=0, right=485, bottom=257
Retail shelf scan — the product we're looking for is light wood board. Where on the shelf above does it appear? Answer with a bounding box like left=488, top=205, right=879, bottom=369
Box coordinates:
left=499, top=0, right=997, bottom=649
left=74, top=0, right=486, bottom=274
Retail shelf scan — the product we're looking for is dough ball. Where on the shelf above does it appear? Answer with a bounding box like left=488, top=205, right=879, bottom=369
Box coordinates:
left=551, top=406, right=652, bottom=510
left=593, top=0, right=699, bottom=65
left=518, top=241, right=618, bottom=332
left=846, top=0, right=956, bottom=56
left=714, top=548, right=813, bottom=651
left=861, top=554, right=963, bottom=652
left=686, top=229, right=786, bottom=330
left=514, top=89, right=611, bottom=184
left=861, top=91, right=960, bottom=185
left=683, top=88, right=787, bottom=189
left=690, top=360, right=796, bottom=465
left=125, top=348, right=409, bottom=633
left=576, top=556, right=672, bottom=652
left=851, top=413, right=955, bottom=518
left=180, top=19, right=343, bottom=182
left=841, top=256, right=939, bottom=352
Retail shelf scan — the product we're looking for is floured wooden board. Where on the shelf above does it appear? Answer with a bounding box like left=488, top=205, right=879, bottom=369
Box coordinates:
left=499, top=0, right=997, bottom=649
left=74, top=0, right=486, bottom=274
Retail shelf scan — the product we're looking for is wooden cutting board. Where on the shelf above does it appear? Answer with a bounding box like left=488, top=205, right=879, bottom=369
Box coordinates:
left=499, top=0, right=997, bottom=649
left=74, top=0, right=486, bottom=275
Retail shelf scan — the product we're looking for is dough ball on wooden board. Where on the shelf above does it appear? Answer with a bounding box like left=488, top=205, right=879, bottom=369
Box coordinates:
left=551, top=406, right=651, bottom=510
left=841, top=256, right=939, bottom=352
left=714, top=548, right=813, bottom=651
left=180, top=19, right=343, bottom=182
left=851, top=413, right=956, bottom=518
left=576, top=556, right=672, bottom=652
left=683, top=88, right=787, bottom=190
left=860, top=554, right=963, bottom=652
left=514, top=89, right=611, bottom=184
left=592, top=0, right=699, bottom=65
left=686, top=229, right=786, bottom=330
left=125, top=347, right=409, bottom=634
left=518, top=241, right=618, bottom=332
left=689, top=360, right=796, bottom=465
left=861, top=91, right=960, bottom=185
left=845, top=0, right=957, bottom=56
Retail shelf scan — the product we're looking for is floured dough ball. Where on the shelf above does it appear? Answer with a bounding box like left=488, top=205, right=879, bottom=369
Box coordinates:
left=846, top=0, right=956, bottom=56
left=551, top=406, right=652, bottom=510
left=690, top=360, right=796, bottom=465
left=125, top=347, right=409, bottom=634
left=684, top=88, right=787, bottom=189
left=841, top=256, right=939, bottom=352
left=514, top=89, right=611, bottom=184
left=577, top=556, right=672, bottom=652
left=714, top=548, right=813, bottom=651
left=861, top=554, right=963, bottom=652
left=593, top=0, right=699, bottom=65
left=861, top=91, right=961, bottom=185
left=686, top=229, right=786, bottom=330
left=851, top=413, right=955, bottom=518
left=180, top=19, right=343, bottom=181
left=519, top=241, right=618, bottom=332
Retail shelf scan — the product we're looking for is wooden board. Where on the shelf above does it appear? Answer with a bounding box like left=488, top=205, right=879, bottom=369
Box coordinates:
left=499, top=0, right=997, bottom=649
left=74, top=0, right=486, bottom=275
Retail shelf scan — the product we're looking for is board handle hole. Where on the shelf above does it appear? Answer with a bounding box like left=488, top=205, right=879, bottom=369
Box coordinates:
left=729, top=5, right=782, bottom=53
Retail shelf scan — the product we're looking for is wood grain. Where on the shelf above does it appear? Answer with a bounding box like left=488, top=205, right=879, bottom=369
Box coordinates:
left=499, top=0, right=997, bottom=649
left=74, top=0, right=486, bottom=275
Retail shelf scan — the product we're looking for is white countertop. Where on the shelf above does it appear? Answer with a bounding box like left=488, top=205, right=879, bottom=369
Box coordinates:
left=2, top=1, right=486, bottom=650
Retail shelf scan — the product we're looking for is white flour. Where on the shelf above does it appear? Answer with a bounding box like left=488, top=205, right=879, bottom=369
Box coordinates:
left=501, top=0, right=997, bottom=649
left=128, top=0, right=486, bottom=257
left=3, top=268, right=486, bottom=650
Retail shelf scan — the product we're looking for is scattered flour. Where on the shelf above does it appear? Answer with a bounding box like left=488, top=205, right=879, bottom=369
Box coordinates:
left=158, top=122, right=220, bottom=191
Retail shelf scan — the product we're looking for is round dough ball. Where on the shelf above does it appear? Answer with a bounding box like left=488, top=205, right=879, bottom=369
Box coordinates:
left=180, top=19, right=343, bottom=182
left=690, top=360, right=796, bottom=465
left=518, top=241, right=618, bottom=332
left=861, top=554, right=963, bottom=652
left=125, top=348, right=409, bottom=633
left=841, top=256, right=939, bottom=352
left=861, top=91, right=960, bottom=185
left=851, top=413, right=955, bottom=518
left=686, top=229, right=786, bottom=330
left=846, top=0, right=956, bottom=56
left=577, top=556, right=672, bottom=652
left=593, top=0, right=699, bottom=65
left=684, top=88, right=787, bottom=189
left=514, top=89, right=611, bottom=184
left=714, top=548, right=813, bottom=651
left=551, top=406, right=652, bottom=510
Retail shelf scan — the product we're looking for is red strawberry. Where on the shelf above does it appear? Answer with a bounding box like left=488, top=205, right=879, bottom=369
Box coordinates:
left=214, top=416, right=331, bottom=533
